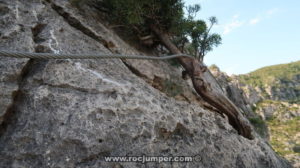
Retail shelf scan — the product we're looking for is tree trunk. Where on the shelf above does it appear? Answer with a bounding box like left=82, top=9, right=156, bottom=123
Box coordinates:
left=199, top=54, right=204, bottom=63
left=150, top=25, right=253, bottom=139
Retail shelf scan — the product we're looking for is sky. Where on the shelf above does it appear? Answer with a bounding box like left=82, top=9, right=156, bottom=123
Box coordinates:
left=184, top=0, right=300, bottom=74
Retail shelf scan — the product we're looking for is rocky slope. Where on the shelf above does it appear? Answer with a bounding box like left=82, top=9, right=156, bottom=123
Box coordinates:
left=210, top=66, right=269, bottom=139
left=0, top=0, right=291, bottom=167
left=210, top=63, right=300, bottom=167
left=238, top=62, right=300, bottom=168
left=238, top=61, right=300, bottom=104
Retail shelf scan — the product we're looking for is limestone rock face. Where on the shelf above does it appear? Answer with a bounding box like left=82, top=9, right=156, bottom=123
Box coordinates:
left=255, top=101, right=300, bottom=121
left=266, top=80, right=300, bottom=102
left=0, top=0, right=31, bottom=124
left=210, top=67, right=254, bottom=117
left=0, top=0, right=291, bottom=168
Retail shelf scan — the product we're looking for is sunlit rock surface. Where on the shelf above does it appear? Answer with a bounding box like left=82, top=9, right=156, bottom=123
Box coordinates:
left=0, top=0, right=291, bottom=167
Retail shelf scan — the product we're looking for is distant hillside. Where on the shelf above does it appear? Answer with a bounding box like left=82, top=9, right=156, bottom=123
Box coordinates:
left=238, top=61, right=300, bottom=103
left=210, top=63, right=300, bottom=167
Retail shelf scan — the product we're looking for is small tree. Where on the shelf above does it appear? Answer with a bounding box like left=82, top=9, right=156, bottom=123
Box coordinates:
left=102, top=0, right=221, bottom=62
left=174, top=5, right=222, bottom=62
left=189, top=16, right=222, bottom=62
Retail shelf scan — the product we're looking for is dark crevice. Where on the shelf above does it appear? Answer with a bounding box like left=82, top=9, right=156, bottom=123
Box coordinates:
left=34, top=45, right=52, bottom=53
left=0, top=59, right=35, bottom=137
left=31, top=23, right=47, bottom=43
left=179, top=94, right=192, bottom=103
left=0, top=59, right=49, bottom=137
left=0, top=90, right=22, bottom=137
left=121, top=60, right=148, bottom=79
left=31, top=22, right=53, bottom=53
left=47, top=0, right=115, bottom=51
left=43, top=83, right=105, bottom=95
left=0, top=2, right=10, bottom=17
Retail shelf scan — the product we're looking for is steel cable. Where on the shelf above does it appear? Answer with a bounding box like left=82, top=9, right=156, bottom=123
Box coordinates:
left=0, top=50, right=194, bottom=60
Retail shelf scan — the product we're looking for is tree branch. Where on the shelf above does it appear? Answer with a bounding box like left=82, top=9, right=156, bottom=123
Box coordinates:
left=150, top=24, right=253, bottom=139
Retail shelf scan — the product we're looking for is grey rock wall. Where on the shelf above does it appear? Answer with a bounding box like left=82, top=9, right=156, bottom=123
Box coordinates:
left=0, top=0, right=291, bottom=167
left=209, top=67, right=254, bottom=117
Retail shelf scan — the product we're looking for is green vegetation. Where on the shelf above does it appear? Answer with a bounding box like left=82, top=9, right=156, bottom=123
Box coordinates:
left=209, top=64, right=219, bottom=71
left=267, top=117, right=300, bottom=157
left=289, top=97, right=300, bottom=104
left=167, top=58, right=181, bottom=68
left=70, top=0, right=222, bottom=61
left=83, top=0, right=222, bottom=61
left=256, top=99, right=284, bottom=110
left=163, top=79, right=183, bottom=97
left=102, top=0, right=184, bottom=31
left=293, top=145, right=300, bottom=153
left=248, top=116, right=268, bottom=138
left=238, top=61, right=300, bottom=103
left=152, top=76, right=184, bottom=97
left=255, top=100, right=300, bottom=120
left=239, top=61, right=300, bottom=87
left=70, top=0, right=86, bottom=8
left=251, top=99, right=300, bottom=163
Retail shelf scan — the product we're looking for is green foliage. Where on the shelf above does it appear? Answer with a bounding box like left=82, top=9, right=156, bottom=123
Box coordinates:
left=249, top=117, right=265, bottom=125
left=252, top=100, right=300, bottom=162
left=173, top=6, right=222, bottom=61
left=102, top=0, right=184, bottom=35
left=239, top=61, right=300, bottom=87
left=167, top=59, right=181, bottom=67
left=255, top=100, right=300, bottom=121
left=70, top=0, right=88, bottom=8
left=209, top=64, right=219, bottom=71
left=251, top=105, right=257, bottom=112
left=238, top=61, right=300, bottom=103
left=249, top=117, right=268, bottom=138
left=293, top=145, right=300, bottom=153
left=100, top=0, right=221, bottom=61
left=163, top=79, right=183, bottom=97
left=267, top=117, right=300, bottom=156
left=289, top=97, right=300, bottom=104
left=189, top=17, right=221, bottom=61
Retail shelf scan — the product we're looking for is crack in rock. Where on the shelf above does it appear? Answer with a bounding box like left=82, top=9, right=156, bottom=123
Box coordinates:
left=0, top=59, right=34, bottom=137
left=121, top=60, right=148, bottom=79
left=31, top=23, right=47, bottom=44
left=47, top=0, right=115, bottom=52
left=45, top=0, right=162, bottom=94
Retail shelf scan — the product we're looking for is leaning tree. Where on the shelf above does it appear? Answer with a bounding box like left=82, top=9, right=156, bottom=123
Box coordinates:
left=95, top=0, right=253, bottom=139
